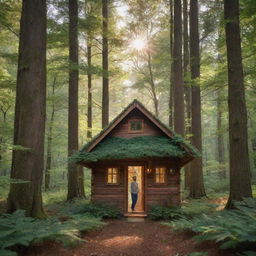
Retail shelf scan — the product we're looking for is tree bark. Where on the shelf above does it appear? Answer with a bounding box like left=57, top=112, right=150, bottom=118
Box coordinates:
left=216, top=89, right=226, bottom=179
left=87, top=37, right=92, bottom=139
left=183, top=0, right=191, bottom=189
left=7, top=0, right=47, bottom=218
left=173, top=0, right=184, bottom=136
left=78, top=165, right=85, bottom=197
left=189, top=0, right=206, bottom=198
left=169, top=0, right=173, bottom=127
left=45, top=77, right=57, bottom=191
left=102, top=0, right=109, bottom=128
left=224, top=0, right=252, bottom=208
left=67, top=0, right=85, bottom=200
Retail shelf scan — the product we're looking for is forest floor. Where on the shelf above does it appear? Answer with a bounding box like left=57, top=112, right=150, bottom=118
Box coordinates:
left=25, top=218, right=233, bottom=256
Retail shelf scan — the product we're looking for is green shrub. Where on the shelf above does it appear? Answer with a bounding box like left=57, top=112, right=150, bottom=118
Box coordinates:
left=185, top=253, right=208, bottom=256
left=77, top=202, right=122, bottom=219
left=148, top=205, right=184, bottom=220
left=49, top=199, right=122, bottom=219
left=149, top=200, right=217, bottom=220
left=168, top=198, right=256, bottom=252
left=0, top=210, right=103, bottom=256
left=181, top=200, right=218, bottom=216
left=203, top=173, right=229, bottom=196
left=43, top=189, right=68, bottom=205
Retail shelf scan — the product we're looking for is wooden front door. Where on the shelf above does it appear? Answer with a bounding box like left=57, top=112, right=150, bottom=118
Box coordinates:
left=127, top=165, right=145, bottom=213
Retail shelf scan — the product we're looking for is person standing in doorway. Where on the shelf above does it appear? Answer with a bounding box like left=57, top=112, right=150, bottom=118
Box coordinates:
left=131, top=176, right=139, bottom=212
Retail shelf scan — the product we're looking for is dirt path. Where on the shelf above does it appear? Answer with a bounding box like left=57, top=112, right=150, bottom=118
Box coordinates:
left=26, top=219, right=232, bottom=256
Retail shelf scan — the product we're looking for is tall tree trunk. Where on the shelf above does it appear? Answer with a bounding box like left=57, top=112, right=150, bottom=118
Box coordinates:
left=183, top=0, right=191, bottom=189
left=45, top=77, right=57, bottom=191
left=169, top=0, right=173, bottom=127
left=224, top=0, right=252, bottom=208
left=102, top=0, right=109, bottom=128
left=67, top=0, right=84, bottom=200
left=78, top=165, right=85, bottom=197
left=216, top=89, right=226, bottom=179
left=87, top=37, right=92, bottom=139
left=215, top=5, right=226, bottom=180
left=173, top=0, right=184, bottom=135
left=147, top=50, right=159, bottom=117
left=189, top=0, right=206, bottom=198
left=7, top=0, right=47, bottom=218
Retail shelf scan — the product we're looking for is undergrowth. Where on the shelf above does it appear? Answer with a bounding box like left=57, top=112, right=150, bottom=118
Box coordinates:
left=48, top=199, right=122, bottom=219
left=149, top=199, right=217, bottom=220
left=0, top=209, right=103, bottom=256
left=166, top=198, right=256, bottom=254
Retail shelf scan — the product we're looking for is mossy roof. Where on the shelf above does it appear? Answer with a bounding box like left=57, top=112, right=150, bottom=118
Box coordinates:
left=72, top=136, right=194, bottom=163
left=73, top=100, right=200, bottom=165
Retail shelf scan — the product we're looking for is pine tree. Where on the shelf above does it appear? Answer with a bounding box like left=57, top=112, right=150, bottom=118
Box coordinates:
left=67, top=0, right=85, bottom=200
left=189, top=0, right=206, bottom=198
left=102, top=0, right=109, bottom=128
left=224, top=0, right=252, bottom=208
left=169, top=0, right=173, bottom=127
left=183, top=0, right=191, bottom=189
left=172, top=0, right=184, bottom=136
left=7, top=0, right=47, bottom=218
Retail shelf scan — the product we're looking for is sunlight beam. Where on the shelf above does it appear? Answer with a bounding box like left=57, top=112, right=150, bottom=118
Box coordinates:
left=130, top=38, right=146, bottom=51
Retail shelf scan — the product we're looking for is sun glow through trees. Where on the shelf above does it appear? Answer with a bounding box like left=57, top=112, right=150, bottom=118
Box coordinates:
left=130, top=38, right=147, bottom=51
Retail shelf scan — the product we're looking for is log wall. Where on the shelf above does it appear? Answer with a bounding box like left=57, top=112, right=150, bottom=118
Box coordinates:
left=91, top=162, right=180, bottom=214
left=109, top=109, right=166, bottom=138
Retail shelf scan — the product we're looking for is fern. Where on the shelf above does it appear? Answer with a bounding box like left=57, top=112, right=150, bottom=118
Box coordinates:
left=51, top=200, right=122, bottom=219
left=149, top=200, right=217, bottom=220
left=185, top=253, right=208, bottom=256
left=0, top=249, right=17, bottom=256
left=0, top=210, right=103, bottom=255
left=148, top=205, right=185, bottom=220
left=167, top=198, right=256, bottom=253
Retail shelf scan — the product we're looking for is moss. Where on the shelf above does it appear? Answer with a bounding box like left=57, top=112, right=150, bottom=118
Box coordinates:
left=75, top=100, right=200, bottom=164
left=72, top=136, right=196, bottom=163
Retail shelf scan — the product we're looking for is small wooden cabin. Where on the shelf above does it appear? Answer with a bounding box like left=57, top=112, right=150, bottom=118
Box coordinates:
left=75, top=100, right=198, bottom=216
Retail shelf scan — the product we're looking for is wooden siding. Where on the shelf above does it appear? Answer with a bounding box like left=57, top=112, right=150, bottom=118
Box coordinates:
left=146, top=169, right=180, bottom=208
left=91, top=161, right=181, bottom=214
left=109, top=109, right=166, bottom=138
left=91, top=166, right=125, bottom=212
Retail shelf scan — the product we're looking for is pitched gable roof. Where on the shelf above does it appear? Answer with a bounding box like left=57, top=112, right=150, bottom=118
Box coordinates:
left=82, top=99, right=199, bottom=158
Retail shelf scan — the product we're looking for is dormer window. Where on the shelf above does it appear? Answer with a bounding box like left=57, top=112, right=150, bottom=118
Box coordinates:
left=129, top=119, right=143, bottom=133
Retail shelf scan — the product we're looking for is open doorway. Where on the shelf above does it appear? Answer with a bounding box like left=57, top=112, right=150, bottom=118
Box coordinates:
left=127, top=166, right=144, bottom=213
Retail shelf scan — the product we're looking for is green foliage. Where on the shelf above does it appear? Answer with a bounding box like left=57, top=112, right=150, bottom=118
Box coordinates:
left=149, top=200, right=217, bottom=221
left=252, top=185, right=256, bottom=197
left=203, top=173, right=229, bottom=196
left=74, top=100, right=200, bottom=164
left=148, top=205, right=185, bottom=221
left=180, top=200, right=218, bottom=217
left=0, top=210, right=103, bottom=256
left=50, top=200, right=122, bottom=219
left=185, top=253, right=208, bottom=256
left=72, top=136, right=187, bottom=163
left=168, top=198, right=256, bottom=252
left=43, top=189, right=67, bottom=205
left=237, top=252, right=256, bottom=256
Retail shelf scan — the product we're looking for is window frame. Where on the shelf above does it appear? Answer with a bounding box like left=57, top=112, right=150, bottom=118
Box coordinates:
left=106, top=167, right=120, bottom=185
left=154, top=167, right=167, bottom=184
left=128, top=119, right=144, bottom=133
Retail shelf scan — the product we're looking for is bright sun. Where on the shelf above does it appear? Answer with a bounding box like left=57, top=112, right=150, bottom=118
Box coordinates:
left=130, top=38, right=146, bottom=50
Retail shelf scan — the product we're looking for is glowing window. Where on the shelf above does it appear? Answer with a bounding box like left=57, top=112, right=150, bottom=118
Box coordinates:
left=107, top=168, right=118, bottom=184
left=155, top=167, right=166, bottom=183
